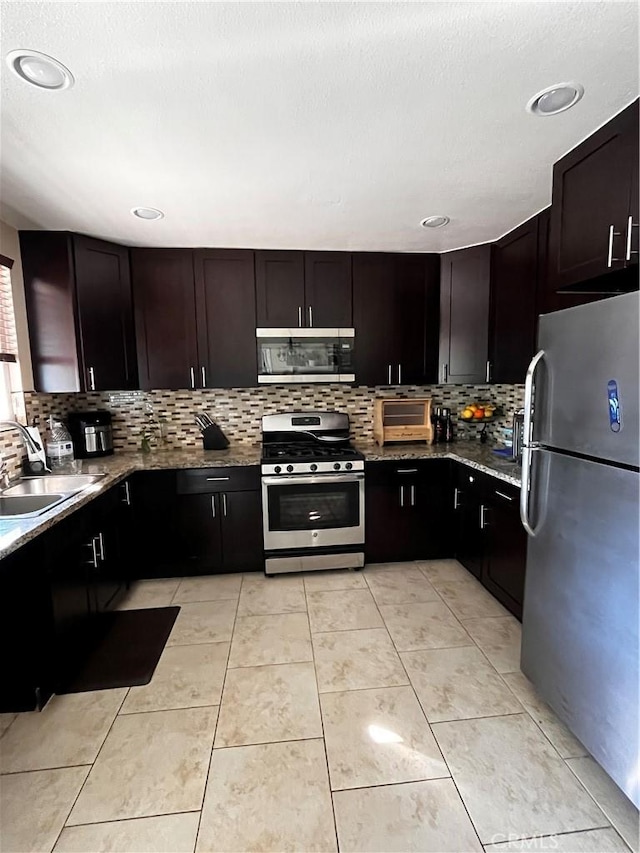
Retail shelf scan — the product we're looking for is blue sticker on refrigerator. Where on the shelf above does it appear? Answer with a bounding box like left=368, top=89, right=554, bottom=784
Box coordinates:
left=607, top=380, right=621, bottom=432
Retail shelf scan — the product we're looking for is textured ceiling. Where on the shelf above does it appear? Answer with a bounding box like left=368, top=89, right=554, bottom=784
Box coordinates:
left=0, top=1, right=638, bottom=252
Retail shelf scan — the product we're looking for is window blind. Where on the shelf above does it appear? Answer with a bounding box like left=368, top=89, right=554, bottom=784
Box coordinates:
left=0, top=262, right=18, bottom=363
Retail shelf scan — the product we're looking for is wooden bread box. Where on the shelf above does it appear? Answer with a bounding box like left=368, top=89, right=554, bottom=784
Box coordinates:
left=373, top=398, right=433, bottom=445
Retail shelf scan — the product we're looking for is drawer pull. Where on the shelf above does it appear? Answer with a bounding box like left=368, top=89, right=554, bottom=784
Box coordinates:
left=495, top=490, right=515, bottom=502
left=206, top=477, right=230, bottom=481
left=396, top=468, right=418, bottom=474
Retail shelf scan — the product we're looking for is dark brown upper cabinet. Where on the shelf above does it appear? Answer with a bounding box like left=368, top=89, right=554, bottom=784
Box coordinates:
left=194, top=249, right=257, bottom=388
left=256, top=250, right=353, bottom=328
left=20, top=232, right=137, bottom=392
left=353, top=253, right=396, bottom=385
left=255, top=251, right=305, bottom=327
left=303, top=252, right=352, bottom=327
left=548, top=99, right=639, bottom=292
left=353, top=252, right=439, bottom=386
left=131, top=249, right=198, bottom=390
left=439, top=245, right=491, bottom=384
left=489, top=214, right=541, bottom=384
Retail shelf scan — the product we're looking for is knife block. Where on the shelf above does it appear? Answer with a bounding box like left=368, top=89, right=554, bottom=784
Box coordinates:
left=201, top=423, right=230, bottom=450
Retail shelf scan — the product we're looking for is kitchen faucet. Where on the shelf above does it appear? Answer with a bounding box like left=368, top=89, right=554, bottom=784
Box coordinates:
left=0, top=421, right=49, bottom=484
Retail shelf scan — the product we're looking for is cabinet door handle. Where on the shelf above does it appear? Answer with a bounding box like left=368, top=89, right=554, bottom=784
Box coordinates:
left=626, top=215, right=639, bottom=261
left=396, top=468, right=418, bottom=474
left=387, top=364, right=392, bottom=384
left=479, top=504, right=488, bottom=529
left=607, top=225, right=622, bottom=267
left=308, top=305, right=313, bottom=327
left=190, top=367, right=196, bottom=389
left=441, top=363, right=448, bottom=383
left=85, top=538, right=98, bottom=568
left=88, top=366, right=96, bottom=391
left=453, top=487, right=461, bottom=509
left=201, top=366, right=207, bottom=387
left=410, top=484, right=415, bottom=506
left=222, top=493, right=228, bottom=517
left=495, top=490, right=515, bottom=502
left=97, top=531, right=105, bottom=561
left=298, top=306, right=303, bottom=328
left=397, top=364, right=402, bottom=384
left=486, top=360, right=491, bottom=383
left=206, top=476, right=230, bottom=481
left=121, top=480, right=131, bottom=505
left=211, top=495, right=216, bottom=518
left=399, top=485, right=405, bottom=507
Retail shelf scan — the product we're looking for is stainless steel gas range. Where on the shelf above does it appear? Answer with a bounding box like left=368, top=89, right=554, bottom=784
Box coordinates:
left=261, top=412, right=365, bottom=575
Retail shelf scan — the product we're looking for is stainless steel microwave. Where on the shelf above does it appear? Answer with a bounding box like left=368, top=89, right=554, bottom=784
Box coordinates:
left=256, top=328, right=355, bottom=384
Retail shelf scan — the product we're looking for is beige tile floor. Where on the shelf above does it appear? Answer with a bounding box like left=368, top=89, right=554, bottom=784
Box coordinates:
left=1, top=560, right=637, bottom=853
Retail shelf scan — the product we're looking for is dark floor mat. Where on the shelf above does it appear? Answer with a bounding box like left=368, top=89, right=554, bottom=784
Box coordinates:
left=59, top=606, right=180, bottom=694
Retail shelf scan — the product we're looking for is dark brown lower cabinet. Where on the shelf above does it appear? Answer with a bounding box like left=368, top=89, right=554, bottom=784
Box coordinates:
left=175, top=491, right=263, bottom=574
left=452, top=466, right=526, bottom=619
left=452, top=465, right=485, bottom=579
left=47, top=488, right=126, bottom=691
left=366, top=459, right=526, bottom=620
left=126, top=471, right=180, bottom=579
left=1, top=539, right=53, bottom=712
left=365, top=461, right=452, bottom=563
left=482, top=481, right=527, bottom=619
left=1, top=485, right=129, bottom=710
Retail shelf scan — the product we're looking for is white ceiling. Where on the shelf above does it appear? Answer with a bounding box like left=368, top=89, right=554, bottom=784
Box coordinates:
left=1, top=1, right=638, bottom=252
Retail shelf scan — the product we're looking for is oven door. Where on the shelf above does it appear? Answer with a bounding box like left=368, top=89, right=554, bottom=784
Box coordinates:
left=262, top=473, right=365, bottom=551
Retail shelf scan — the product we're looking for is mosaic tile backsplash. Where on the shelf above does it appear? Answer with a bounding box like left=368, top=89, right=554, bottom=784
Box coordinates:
left=7, top=384, right=526, bottom=467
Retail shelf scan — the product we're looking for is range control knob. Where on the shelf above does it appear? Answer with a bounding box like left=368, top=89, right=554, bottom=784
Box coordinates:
left=333, top=462, right=341, bottom=470
left=345, top=462, right=353, bottom=470
left=310, top=463, right=318, bottom=472
left=274, top=466, right=281, bottom=474
left=286, top=464, right=294, bottom=473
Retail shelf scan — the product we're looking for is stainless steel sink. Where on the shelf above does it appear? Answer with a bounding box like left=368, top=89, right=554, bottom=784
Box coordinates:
left=0, top=494, right=67, bottom=518
left=2, top=474, right=104, bottom=497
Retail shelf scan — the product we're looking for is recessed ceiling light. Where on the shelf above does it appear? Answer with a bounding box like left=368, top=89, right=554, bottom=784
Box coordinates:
left=420, top=216, right=450, bottom=229
left=131, top=207, right=164, bottom=221
left=526, top=83, right=584, bottom=116
left=6, top=49, right=74, bottom=90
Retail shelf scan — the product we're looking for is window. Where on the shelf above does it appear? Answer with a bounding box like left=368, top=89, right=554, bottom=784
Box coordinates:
left=0, top=257, right=21, bottom=420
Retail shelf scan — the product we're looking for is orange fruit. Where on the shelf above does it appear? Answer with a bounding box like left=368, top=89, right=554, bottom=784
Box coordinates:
left=473, top=409, right=485, bottom=419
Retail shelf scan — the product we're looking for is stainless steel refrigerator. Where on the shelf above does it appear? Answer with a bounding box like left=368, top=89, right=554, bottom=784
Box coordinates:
left=520, top=290, right=639, bottom=808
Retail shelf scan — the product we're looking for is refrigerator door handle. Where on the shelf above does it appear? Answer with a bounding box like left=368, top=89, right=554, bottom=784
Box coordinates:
left=521, top=349, right=545, bottom=537
left=523, top=349, right=545, bottom=448
left=520, top=444, right=541, bottom=537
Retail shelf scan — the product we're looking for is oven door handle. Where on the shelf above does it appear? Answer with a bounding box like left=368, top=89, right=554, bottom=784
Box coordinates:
left=262, top=474, right=364, bottom=486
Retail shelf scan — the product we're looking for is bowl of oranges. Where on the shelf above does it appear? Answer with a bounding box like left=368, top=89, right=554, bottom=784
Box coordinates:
left=460, top=403, right=497, bottom=422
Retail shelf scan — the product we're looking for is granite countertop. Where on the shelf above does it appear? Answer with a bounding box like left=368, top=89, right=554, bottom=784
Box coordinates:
left=0, top=445, right=263, bottom=560
left=0, top=440, right=519, bottom=561
left=356, top=440, right=522, bottom=487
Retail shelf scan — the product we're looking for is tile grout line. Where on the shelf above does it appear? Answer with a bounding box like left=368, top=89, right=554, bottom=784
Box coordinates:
left=192, top=578, right=243, bottom=853
left=563, top=757, right=632, bottom=843
left=415, top=562, right=622, bottom=845
left=0, top=714, right=18, bottom=742
left=50, top=687, right=131, bottom=851
left=366, top=562, right=486, bottom=853
left=482, top=824, right=625, bottom=851
left=303, top=575, right=341, bottom=853
left=49, top=808, right=203, bottom=832
left=0, top=762, right=93, bottom=778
